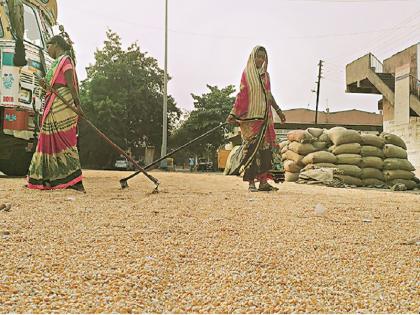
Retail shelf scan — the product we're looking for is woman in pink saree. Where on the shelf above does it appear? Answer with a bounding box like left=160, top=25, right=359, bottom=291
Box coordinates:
left=226, top=46, right=286, bottom=191
left=27, top=35, right=85, bottom=192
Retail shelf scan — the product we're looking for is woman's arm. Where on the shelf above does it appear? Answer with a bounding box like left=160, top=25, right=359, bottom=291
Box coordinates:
left=268, top=92, right=286, bottom=123
left=64, top=69, right=80, bottom=106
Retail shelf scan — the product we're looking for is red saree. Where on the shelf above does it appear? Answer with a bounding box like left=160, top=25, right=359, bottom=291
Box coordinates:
left=27, top=55, right=82, bottom=190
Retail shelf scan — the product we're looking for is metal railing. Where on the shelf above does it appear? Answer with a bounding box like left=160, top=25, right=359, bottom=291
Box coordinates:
left=369, top=53, right=383, bottom=73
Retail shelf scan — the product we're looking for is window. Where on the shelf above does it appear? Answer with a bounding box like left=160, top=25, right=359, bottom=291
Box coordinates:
left=0, top=18, right=4, bottom=38
left=23, top=4, right=43, bottom=47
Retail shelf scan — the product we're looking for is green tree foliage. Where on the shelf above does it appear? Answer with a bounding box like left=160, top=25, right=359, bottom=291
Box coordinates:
left=79, top=30, right=181, bottom=168
left=170, top=85, right=236, bottom=166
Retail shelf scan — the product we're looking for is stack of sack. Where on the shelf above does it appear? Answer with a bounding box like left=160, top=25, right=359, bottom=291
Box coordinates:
left=280, top=128, right=334, bottom=182
left=359, top=134, right=386, bottom=188
left=327, top=127, right=363, bottom=187
left=381, top=132, right=417, bottom=190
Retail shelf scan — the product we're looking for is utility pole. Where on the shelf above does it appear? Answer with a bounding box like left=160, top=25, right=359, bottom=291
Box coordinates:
left=160, top=0, right=168, bottom=169
left=314, top=60, right=323, bottom=125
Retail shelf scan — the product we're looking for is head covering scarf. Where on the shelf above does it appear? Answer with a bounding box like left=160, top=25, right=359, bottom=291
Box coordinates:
left=232, top=45, right=268, bottom=120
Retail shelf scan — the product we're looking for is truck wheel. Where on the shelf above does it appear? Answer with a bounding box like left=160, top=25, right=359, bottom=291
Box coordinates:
left=0, top=151, right=33, bottom=176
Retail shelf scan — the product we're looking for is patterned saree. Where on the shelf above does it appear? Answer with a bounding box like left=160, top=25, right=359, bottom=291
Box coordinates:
left=27, top=55, right=83, bottom=190
left=226, top=46, right=276, bottom=182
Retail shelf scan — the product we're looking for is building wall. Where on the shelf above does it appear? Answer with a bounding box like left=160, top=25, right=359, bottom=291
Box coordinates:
left=383, top=44, right=418, bottom=78
left=384, top=117, right=420, bottom=177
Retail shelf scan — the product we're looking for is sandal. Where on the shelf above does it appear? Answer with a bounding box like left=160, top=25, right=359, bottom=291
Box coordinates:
left=258, top=182, right=279, bottom=192
left=248, top=183, right=258, bottom=192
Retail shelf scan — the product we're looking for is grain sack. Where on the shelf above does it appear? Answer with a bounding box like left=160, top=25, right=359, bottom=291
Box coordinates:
left=359, top=157, right=384, bottom=169
left=307, top=127, right=324, bottom=138
left=361, top=168, right=385, bottom=181
left=279, top=140, right=289, bottom=150
left=287, top=130, right=314, bottom=143
left=282, top=150, right=304, bottom=165
left=327, top=127, right=362, bottom=145
left=285, top=171, right=300, bottom=182
left=362, top=178, right=386, bottom=188
left=336, top=164, right=362, bottom=178
left=380, top=132, right=407, bottom=150
left=302, top=163, right=337, bottom=171
left=360, top=146, right=385, bottom=158
left=284, top=160, right=303, bottom=173
left=288, top=142, right=316, bottom=155
left=281, top=145, right=289, bottom=155
left=387, top=179, right=417, bottom=190
left=318, top=132, right=331, bottom=143
left=336, top=154, right=362, bottom=165
left=383, top=170, right=415, bottom=181
left=383, top=158, right=415, bottom=171
left=330, top=143, right=361, bottom=155
left=361, top=134, right=385, bottom=148
left=383, top=144, right=408, bottom=159
left=336, top=175, right=363, bottom=187
left=312, top=141, right=328, bottom=151
left=302, top=151, right=337, bottom=165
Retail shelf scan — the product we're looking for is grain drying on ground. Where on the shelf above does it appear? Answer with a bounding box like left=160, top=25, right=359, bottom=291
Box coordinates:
left=0, top=170, right=419, bottom=313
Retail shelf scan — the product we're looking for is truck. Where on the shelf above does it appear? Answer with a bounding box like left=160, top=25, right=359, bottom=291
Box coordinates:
left=0, top=0, right=56, bottom=175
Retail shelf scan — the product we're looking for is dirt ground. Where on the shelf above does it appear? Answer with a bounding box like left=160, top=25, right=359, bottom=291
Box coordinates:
left=0, top=170, right=419, bottom=313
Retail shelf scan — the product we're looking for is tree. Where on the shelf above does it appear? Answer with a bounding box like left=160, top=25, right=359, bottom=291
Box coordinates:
left=79, top=30, right=181, bottom=168
left=170, top=84, right=236, bottom=166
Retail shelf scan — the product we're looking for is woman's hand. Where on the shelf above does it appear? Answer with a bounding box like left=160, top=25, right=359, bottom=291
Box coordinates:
left=39, top=78, right=47, bottom=89
left=276, top=109, right=286, bottom=123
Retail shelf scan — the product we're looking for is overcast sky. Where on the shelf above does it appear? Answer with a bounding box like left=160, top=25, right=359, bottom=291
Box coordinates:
left=57, top=0, right=419, bottom=114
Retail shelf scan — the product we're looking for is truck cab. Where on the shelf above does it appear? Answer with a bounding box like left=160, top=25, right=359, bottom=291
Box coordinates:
left=0, top=0, right=56, bottom=175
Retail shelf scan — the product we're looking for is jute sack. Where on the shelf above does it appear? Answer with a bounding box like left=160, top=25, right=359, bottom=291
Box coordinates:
left=302, top=163, right=337, bottom=171
left=302, top=151, right=337, bottom=165
left=336, top=154, right=362, bottom=165
left=318, top=132, right=331, bottom=143
left=383, top=158, right=415, bottom=171
left=288, top=141, right=316, bottom=155
left=383, top=144, right=408, bottom=159
left=361, top=145, right=385, bottom=158
left=359, top=157, right=384, bottom=169
left=282, top=150, right=304, bottom=165
left=336, top=175, right=363, bottom=187
left=281, top=145, right=289, bottom=155
left=327, top=127, right=362, bottom=145
left=362, top=178, right=386, bottom=187
left=284, top=160, right=303, bottom=173
left=336, top=164, right=362, bottom=178
left=279, top=140, right=289, bottom=150
left=312, top=141, right=328, bottom=151
left=287, top=130, right=314, bottom=143
left=383, top=170, right=415, bottom=181
left=361, top=134, right=385, bottom=148
left=380, top=132, right=407, bottom=150
left=285, top=171, right=300, bottom=182
left=361, top=168, right=385, bottom=181
left=329, top=143, right=361, bottom=155
left=307, top=127, right=324, bottom=138
left=387, top=179, right=417, bottom=190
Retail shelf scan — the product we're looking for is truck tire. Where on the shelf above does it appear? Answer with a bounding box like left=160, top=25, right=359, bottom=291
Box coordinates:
left=0, top=149, right=33, bottom=176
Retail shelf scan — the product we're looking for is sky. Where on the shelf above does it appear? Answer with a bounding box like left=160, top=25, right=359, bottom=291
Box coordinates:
left=57, top=0, right=420, bottom=114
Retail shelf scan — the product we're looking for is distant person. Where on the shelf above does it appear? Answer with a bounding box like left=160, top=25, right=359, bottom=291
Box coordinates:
left=226, top=46, right=286, bottom=192
left=27, top=35, right=85, bottom=192
left=189, top=157, right=195, bottom=172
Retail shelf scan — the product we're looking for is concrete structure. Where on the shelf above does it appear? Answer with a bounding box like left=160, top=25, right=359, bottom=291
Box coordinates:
left=346, top=43, right=420, bottom=176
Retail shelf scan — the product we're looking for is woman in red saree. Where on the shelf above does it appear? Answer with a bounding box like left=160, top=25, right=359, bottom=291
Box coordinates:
left=226, top=46, right=286, bottom=191
left=27, top=35, right=85, bottom=192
